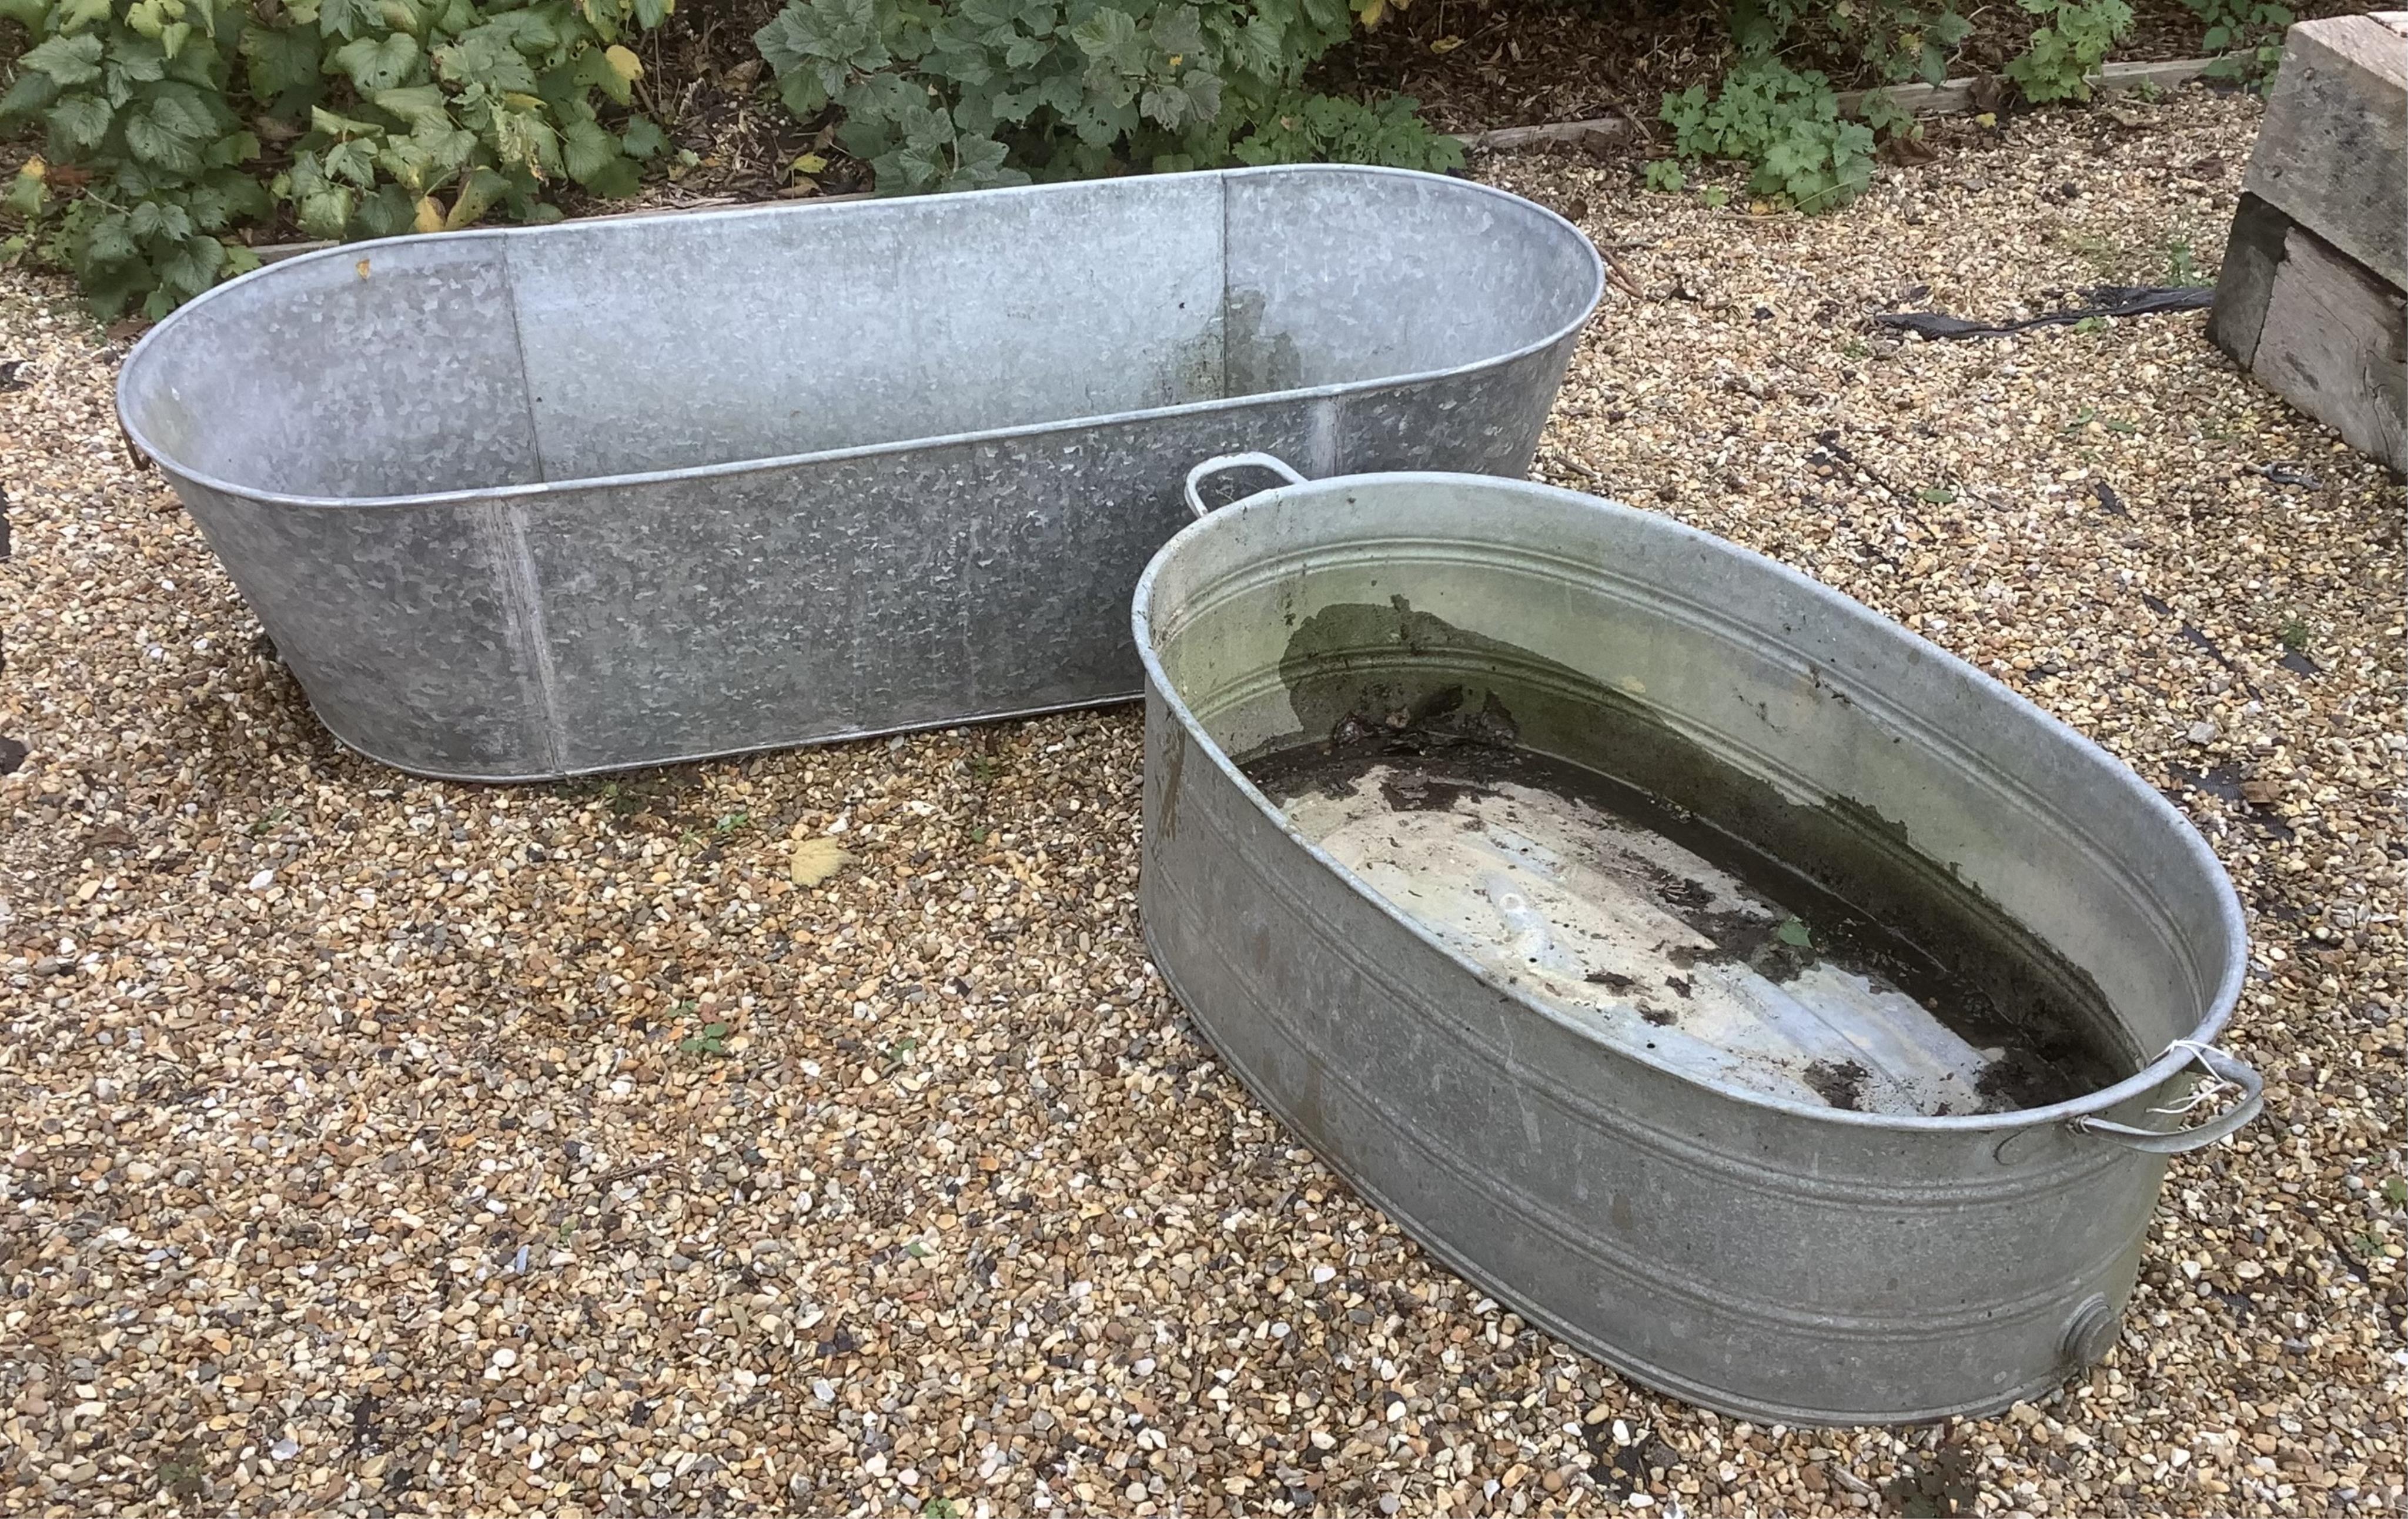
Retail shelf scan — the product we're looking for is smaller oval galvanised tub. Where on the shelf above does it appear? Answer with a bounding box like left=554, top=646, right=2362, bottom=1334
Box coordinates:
left=116, top=167, right=1600, bottom=782
left=1134, top=456, right=2261, bottom=1425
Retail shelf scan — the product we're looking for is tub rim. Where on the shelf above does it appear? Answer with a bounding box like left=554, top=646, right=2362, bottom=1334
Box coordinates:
left=115, top=166, right=1606, bottom=513
left=1132, top=467, right=2253, bottom=1138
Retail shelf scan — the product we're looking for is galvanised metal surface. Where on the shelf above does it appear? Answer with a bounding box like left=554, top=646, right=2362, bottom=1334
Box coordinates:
left=115, top=168, right=1601, bottom=781
left=1135, top=465, right=2260, bottom=1426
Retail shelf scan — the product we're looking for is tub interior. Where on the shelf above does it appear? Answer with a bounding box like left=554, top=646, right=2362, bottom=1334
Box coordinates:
left=122, top=169, right=1598, bottom=500
left=1146, top=479, right=2242, bottom=1118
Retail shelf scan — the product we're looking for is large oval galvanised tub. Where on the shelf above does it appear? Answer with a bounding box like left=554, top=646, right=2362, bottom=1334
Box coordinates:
left=1135, top=460, right=2261, bottom=1425
left=115, top=168, right=1601, bottom=781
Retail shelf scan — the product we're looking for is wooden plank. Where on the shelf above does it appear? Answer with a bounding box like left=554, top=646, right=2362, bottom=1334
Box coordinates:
left=2208, top=191, right=2294, bottom=368
left=1459, top=56, right=2219, bottom=153
left=2243, top=15, right=2408, bottom=292
left=2249, top=223, right=2408, bottom=471
left=1832, top=58, right=2216, bottom=118
left=1459, top=116, right=1641, bottom=152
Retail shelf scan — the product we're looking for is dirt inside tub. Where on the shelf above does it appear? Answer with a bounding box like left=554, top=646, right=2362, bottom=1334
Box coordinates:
left=1238, top=601, right=2136, bottom=1118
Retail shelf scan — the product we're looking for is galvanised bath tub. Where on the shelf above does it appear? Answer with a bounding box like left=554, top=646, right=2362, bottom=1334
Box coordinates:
left=1136, top=459, right=2260, bottom=1425
left=116, top=168, right=1601, bottom=781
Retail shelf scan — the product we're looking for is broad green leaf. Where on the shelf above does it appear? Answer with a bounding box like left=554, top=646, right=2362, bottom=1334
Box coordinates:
left=581, top=155, right=639, bottom=196
left=243, top=28, right=324, bottom=103
left=128, top=198, right=195, bottom=242
left=1151, top=6, right=1205, bottom=58
left=1139, top=81, right=1189, bottom=126
left=56, top=0, right=112, bottom=29
left=332, top=33, right=422, bottom=92
left=372, top=84, right=452, bottom=131
left=352, top=183, right=416, bottom=237
left=297, top=182, right=354, bottom=237
left=21, top=34, right=105, bottom=88
left=210, top=166, right=273, bottom=222
left=124, top=101, right=209, bottom=174
left=1068, top=6, right=1144, bottom=72
left=776, top=70, right=828, bottom=117
left=109, top=38, right=170, bottom=87
left=444, top=164, right=507, bottom=226
left=46, top=93, right=113, bottom=150
left=317, top=0, right=380, bottom=38
left=491, top=106, right=558, bottom=177
left=83, top=210, right=140, bottom=263
left=620, top=115, right=667, bottom=156
left=560, top=115, right=617, bottom=181
left=311, top=105, right=386, bottom=139
left=473, top=9, right=560, bottom=52
left=324, top=136, right=381, bottom=186
left=374, top=129, right=457, bottom=191
left=0, top=69, right=62, bottom=122
left=1180, top=66, right=1221, bottom=123
left=179, top=179, right=230, bottom=228
left=434, top=32, right=539, bottom=93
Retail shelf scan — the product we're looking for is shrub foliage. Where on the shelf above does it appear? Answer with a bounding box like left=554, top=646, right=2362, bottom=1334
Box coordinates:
left=0, top=0, right=2205, bottom=311
left=750, top=0, right=1458, bottom=193
left=1, top=0, right=672, bottom=316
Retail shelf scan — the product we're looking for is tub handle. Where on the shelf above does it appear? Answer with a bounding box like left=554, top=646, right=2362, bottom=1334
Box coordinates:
left=2069, top=1042, right=2263, bottom=1154
left=1183, top=453, right=1307, bottom=518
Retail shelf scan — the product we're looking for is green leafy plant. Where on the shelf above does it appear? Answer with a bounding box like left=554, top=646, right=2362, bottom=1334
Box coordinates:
left=2, top=0, right=674, bottom=316
left=1, top=0, right=271, bottom=314
left=678, top=1020, right=731, bottom=1055
left=1222, top=89, right=1461, bottom=172
left=2002, top=0, right=2133, bottom=103
left=1724, top=0, right=1971, bottom=87
left=2190, top=0, right=2290, bottom=82
left=2165, top=235, right=2205, bottom=286
left=1660, top=58, right=1875, bottom=212
left=751, top=0, right=1456, bottom=192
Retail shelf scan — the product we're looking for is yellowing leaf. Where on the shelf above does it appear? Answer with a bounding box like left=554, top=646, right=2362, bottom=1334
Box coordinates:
left=791, top=152, right=827, bottom=175
left=1430, top=35, right=1463, bottom=52
left=605, top=45, right=643, bottom=83
left=1356, top=0, right=1385, bottom=25
left=503, top=92, right=546, bottom=112
left=21, top=155, right=44, bottom=181
left=413, top=195, right=443, bottom=233
left=789, top=836, right=852, bottom=887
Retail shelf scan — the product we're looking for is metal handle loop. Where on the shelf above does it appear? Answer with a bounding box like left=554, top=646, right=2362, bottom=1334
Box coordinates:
left=1183, top=453, right=1307, bottom=519
left=2069, top=1042, right=2264, bottom=1154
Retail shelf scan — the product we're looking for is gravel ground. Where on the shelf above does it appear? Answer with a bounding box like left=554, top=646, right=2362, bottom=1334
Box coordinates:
left=4, top=89, right=2403, bottom=1519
